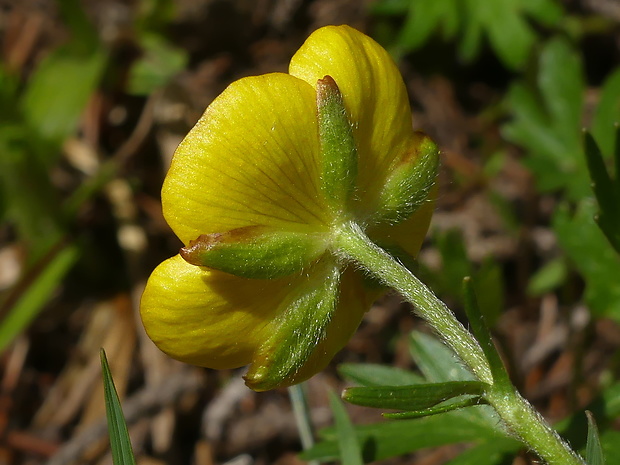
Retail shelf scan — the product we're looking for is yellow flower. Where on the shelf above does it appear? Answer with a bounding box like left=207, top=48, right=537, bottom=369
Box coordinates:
left=140, top=25, right=438, bottom=391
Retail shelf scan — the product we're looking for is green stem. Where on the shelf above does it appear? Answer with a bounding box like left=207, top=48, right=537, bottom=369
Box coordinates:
left=335, top=221, right=585, bottom=465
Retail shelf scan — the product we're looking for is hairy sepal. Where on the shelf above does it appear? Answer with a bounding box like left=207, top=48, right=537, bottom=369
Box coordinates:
left=244, top=262, right=340, bottom=391
left=374, top=133, right=439, bottom=224
left=180, top=226, right=328, bottom=279
left=317, top=75, right=358, bottom=210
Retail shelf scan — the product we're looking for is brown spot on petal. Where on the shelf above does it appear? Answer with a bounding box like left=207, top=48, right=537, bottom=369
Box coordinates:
left=180, top=226, right=267, bottom=266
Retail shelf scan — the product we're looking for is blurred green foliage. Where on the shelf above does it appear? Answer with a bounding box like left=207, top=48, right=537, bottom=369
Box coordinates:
left=502, top=36, right=620, bottom=321
left=0, top=0, right=186, bottom=353
left=1, top=0, right=620, bottom=462
left=129, top=0, right=188, bottom=95
left=371, top=0, right=563, bottom=68
left=325, top=1, right=620, bottom=462
left=584, top=130, right=620, bottom=254
left=320, top=329, right=620, bottom=464
left=422, top=229, right=504, bottom=327
left=0, top=0, right=105, bottom=352
left=306, top=331, right=518, bottom=464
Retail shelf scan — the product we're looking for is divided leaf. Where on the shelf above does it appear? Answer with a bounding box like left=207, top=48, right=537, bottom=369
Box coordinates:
left=553, top=201, right=620, bottom=321
left=503, top=37, right=587, bottom=200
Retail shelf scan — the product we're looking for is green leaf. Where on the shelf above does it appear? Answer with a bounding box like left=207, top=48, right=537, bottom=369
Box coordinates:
left=0, top=130, right=64, bottom=258
left=462, top=278, right=511, bottom=388
left=343, top=381, right=487, bottom=411
left=20, top=7, right=106, bottom=159
left=425, top=229, right=503, bottom=326
left=409, top=331, right=502, bottom=428
left=537, top=38, right=584, bottom=138
left=409, top=330, right=475, bottom=382
left=600, top=431, right=620, bottom=464
left=433, top=229, right=471, bottom=297
left=301, top=408, right=507, bottom=463
left=503, top=38, right=588, bottom=200
left=464, top=0, right=536, bottom=69
left=0, top=65, right=19, bottom=124
left=521, top=0, right=564, bottom=26
left=383, top=396, right=486, bottom=419
left=376, top=0, right=558, bottom=68
left=338, top=363, right=424, bottom=387
left=100, top=349, right=137, bottom=465
left=443, top=437, right=520, bottom=465
left=127, top=34, right=188, bottom=95
left=397, top=0, right=460, bottom=52
left=135, top=0, right=176, bottom=34
left=591, top=69, right=620, bottom=157
left=329, top=391, right=363, bottom=465
left=0, top=242, right=79, bottom=352
left=553, top=200, right=620, bottom=320
left=472, top=258, right=504, bottom=327
left=57, top=0, right=100, bottom=47
left=527, top=257, right=569, bottom=296
left=369, top=0, right=410, bottom=15
left=584, top=130, right=620, bottom=254
left=585, top=411, right=605, bottom=465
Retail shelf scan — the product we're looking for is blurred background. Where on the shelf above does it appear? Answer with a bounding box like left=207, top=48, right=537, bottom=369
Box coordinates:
left=1, top=0, right=620, bottom=464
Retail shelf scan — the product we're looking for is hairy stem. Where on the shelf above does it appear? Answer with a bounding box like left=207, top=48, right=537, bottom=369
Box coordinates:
left=335, top=221, right=585, bottom=465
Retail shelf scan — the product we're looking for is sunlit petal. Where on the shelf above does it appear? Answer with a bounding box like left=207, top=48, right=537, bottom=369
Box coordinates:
left=163, top=73, right=330, bottom=245
left=289, top=25, right=414, bottom=212
left=140, top=255, right=292, bottom=369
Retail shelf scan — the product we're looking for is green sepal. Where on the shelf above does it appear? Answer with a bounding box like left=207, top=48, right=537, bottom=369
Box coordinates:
left=180, top=226, right=328, bottom=279
left=244, top=261, right=340, bottom=391
left=342, top=381, right=487, bottom=411
left=317, top=75, right=357, bottom=210
left=383, top=395, right=487, bottom=419
left=374, top=132, right=439, bottom=224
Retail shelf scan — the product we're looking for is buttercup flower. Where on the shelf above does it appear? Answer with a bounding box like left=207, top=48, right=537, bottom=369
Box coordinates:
left=140, top=25, right=438, bottom=391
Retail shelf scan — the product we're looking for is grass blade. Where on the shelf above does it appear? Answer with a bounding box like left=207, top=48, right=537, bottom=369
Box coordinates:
left=100, top=349, right=136, bottom=465
left=0, top=241, right=78, bottom=352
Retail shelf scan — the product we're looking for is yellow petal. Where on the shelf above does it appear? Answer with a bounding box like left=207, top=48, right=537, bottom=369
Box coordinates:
left=140, top=255, right=292, bottom=369
left=289, top=25, right=414, bottom=212
left=163, top=73, right=330, bottom=245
